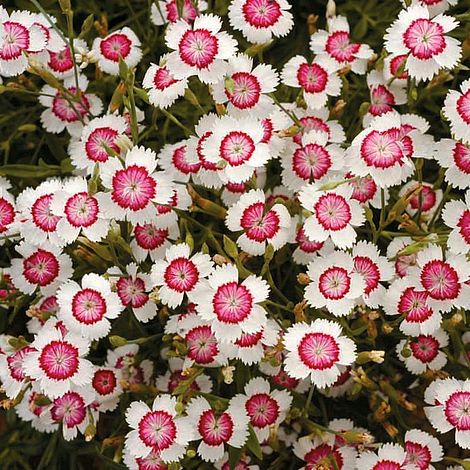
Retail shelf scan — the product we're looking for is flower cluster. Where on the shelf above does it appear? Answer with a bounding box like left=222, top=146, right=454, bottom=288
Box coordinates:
left=0, top=0, right=470, bottom=469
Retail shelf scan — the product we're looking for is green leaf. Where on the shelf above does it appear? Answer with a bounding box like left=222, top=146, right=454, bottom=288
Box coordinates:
left=246, top=425, right=263, bottom=460
left=228, top=445, right=244, bottom=470
left=0, top=164, right=61, bottom=178
left=223, top=235, right=238, bottom=259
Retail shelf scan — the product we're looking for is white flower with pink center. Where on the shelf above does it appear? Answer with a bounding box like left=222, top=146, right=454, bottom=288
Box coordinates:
left=383, top=53, right=409, bottom=84
left=384, top=277, right=442, bottom=336
left=49, top=177, right=110, bottom=245
left=0, top=7, right=48, bottom=77
left=293, top=435, right=357, bottom=470
left=69, top=114, right=128, bottom=174
left=352, top=241, right=394, bottom=308
left=10, top=241, right=73, bottom=296
left=131, top=221, right=180, bottom=263
left=259, top=107, right=290, bottom=159
left=212, top=53, right=278, bottom=116
left=123, top=447, right=168, bottom=470
left=397, top=329, right=449, bottom=374
left=281, top=55, right=342, bottom=110
left=110, top=263, right=157, bottom=323
left=151, top=243, right=213, bottom=308
left=157, top=140, right=201, bottom=183
left=202, top=115, right=271, bottom=184
left=125, top=394, right=193, bottom=462
left=234, top=377, right=292, bottom=443
left=363, top=70, right=407, bottom=127
left=356, top=443, right=417, bottom=470
left=143, top=55, right=188, bottom=109
left=228, top=0, right=293, bottom=44
left=444, top=79, right=470, bottom=144
left=310, top=15, right=374, bottom=75
left=97, top=146, right=174, bottom=224
left=151, top=0, right=208, bottom=26
left=91, top=366, right=123, bottom=412
left=403, top=0, right=458, bottom=16
left=92, top=27, right=142, bottom=75
left=16, top=179, right=63, bottom=247
left=387, top=236, right=418, bottom=278
left=304, top=251, right=366, bottom=316
left=225, top=189, right=292, bottom=256
left=165, top=14, right=237, bottom=84
left=404, top=429, right=443, bottom=470
left=50, top=385, right=96, bottom=441
left=425, top=378, right=470, bottom=449
left=298, top=184, right=364, bottom=249
left=39, top=75, right=103, bottom=138
left=346, top=112, right=432, bottom=188
left=283, top=319, right=356, bottom=388
left=214, top=453, right=257, bottom=470
left=192, top=263, right=269, bottom=342
left=281, top=130, right=346, bottom=192
left=398, top=180, right=442, bottom=221
left=347, top=173, right=384, bottom=208
left=156, top=357, right=213, bottom=395
left=408, top=244, right=470, bottom=312
left=186, top=396, right=249, bottom=462
left=384, top=4, right=461, bottom=82
left=0, top=344, right=35, bottom=399
left=443, top=190, right=470, bottom=255
left=434, top=138, right=470, bottom=189
left=225, top=318, right=280, bottom=365
left=177, top=313, right=229, bottom=369
left=15, top=386, right=57, bottom=434
left=106, top=344, right=153, bottom=386
left=46, top=38, right=88, bottom=79
left=57, top=273, right=124, bottom=341
left=292, top=223, right=335, bottom=266
left=22, top=325, right=93, bottom=399
left=0, top=177, right=17, bottom=241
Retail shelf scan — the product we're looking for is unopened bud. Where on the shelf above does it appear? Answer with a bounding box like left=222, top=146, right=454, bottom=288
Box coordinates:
left=85, top=422, right=96, bottom=442
left=213, top=254, right=230, bottom=266
left=297, top=273, right=310, bottom=285
left=115, top=134, right=133, bottom=153
left=356, top=350, right=385, bottom=365
left=222, top=365, right=235, bottom=384
left=109, top=335, right=127, bottom=348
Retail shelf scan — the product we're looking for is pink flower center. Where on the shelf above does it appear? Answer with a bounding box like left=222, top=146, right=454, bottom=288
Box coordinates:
left=235, top=330, right=263, bottom=347
left=32, top=194, right=60, bottom=232
left=48, top=46, right=74, bottom=73
left=153, top=66, right=178, bottom=90
left=186, top=325, right=219, bottom=364
left=409, top=335, right=439, bottom=362
left=172, top=145, right=201, bottom=174
left=398, top=287, right=433, bottom=323
left=298, top=332, right=340, bottom=370
left=7, top=346, right=34, bottom=381
left=452, top=142, right=470, bottom=174
left=65, top=192, right=99, bottom=228
left=353, top=255, right=380, bottom=295
left=136, top=451, right=166, bottom=470
left=52, top=87, right=90, bottom=123
left=297, top=63, right=328, bottom=93
left=85, top=127, right=120, bottom=163
left=197, top=131, right=218, bottom=170
left=245, top=393, right=280, bottom=428
left=405, top=441, right=432, bottom=470
left=240, top=201, right=280, bottom=242
left=116, top=276, right=148, bottom=308
left=372, top=462, right=402, bottom=470
left=325, top=30, right=360, bottom=63
left=23, top=249, right=60, bottom=287
left=445, top=391, right=470, bottom=431
left=360, top=129, right=405, bottom=169
left=420, top=259, right=460, bottom=300
left=219, top=131, right=256, bottom=166
left=135, top=224, right=169, bottom=250
left=293, top=143, right=332, bottom=181
left=457, top=90, right=470, bottom=125
left=242, top=0, right=282, bottom=28
left=296, top=227, right=324, bottom=253
left=319, top=266, right=351, bottom=299
left=100, top=33, right=132, bottom=61
left=179, top=29, right=218, bottom=69
left=0, top=197, right=15, bottom=233
left=350, top=175, right=377, bottom=203
left=166, top=0, right=199, bottom=23
left=369, top=85, right=395, bottom=117
left=92, top=369, right=117, bottom=395
left=138, top=410, right=177, bottom=450
left=198, top=409, right=234, bottom=446
left=226, top=71, right=261, bottom=109
left=314, top=193, right=352, bottom=230
left=261, top=118, right=273, bottom=143
left=0, top=22, right=29, bottom=60
left=71, top=288, right=107, bottom=324
left=403, top=18, right=445, bottom=59
left=213, top=281, right=253, bottom=323
left=304, top=444, right=343, bottom=469
left=112, top=165, right=156, bottom=211
left=164, top=257, right=199, bottom=292
left=409, top=186, right=436, bottom=212
left=294, top=116, right=331, bottom=145
left=458, top=210, right=470, bottom=244
left=39, top=340, right=79, bottom=380
left=390, top=54, right=408, bottom=79
left=51, top=391, right=86, bottom=428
